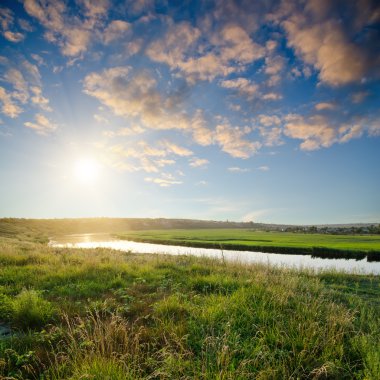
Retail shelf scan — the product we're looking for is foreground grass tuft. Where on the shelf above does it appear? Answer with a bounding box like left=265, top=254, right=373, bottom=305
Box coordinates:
left=0, top=237, right=379, bottom=379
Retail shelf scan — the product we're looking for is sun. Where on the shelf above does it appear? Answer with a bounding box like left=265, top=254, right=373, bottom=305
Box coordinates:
left=73, top=158, right=100, bottom=184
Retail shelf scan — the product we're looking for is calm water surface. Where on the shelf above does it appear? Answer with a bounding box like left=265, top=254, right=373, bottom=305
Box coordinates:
left=50, top=233, right=380, bottom=275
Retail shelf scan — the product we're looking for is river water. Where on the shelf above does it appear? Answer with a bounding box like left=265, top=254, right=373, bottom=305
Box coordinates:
left=50, top=233, right=380, bottom=275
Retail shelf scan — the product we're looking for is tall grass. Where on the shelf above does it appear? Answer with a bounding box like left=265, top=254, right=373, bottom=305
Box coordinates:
left=0, top=237, right=379, bottom=379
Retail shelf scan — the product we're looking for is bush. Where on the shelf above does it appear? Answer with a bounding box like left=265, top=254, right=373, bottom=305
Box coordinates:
left=69, top=356, right=133, bottom=380
left=0, top=294, right=12, bottom=321
left=11, top=289, right=55, bottom=329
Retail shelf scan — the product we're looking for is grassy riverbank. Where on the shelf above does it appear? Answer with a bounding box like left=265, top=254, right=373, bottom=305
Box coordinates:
left=117, top=229, right=380, bottom=261
left=1, top=236, right=380, bottom=379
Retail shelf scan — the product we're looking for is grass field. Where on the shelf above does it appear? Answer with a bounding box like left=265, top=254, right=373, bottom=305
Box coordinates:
left=117, top=229, right=380, bottom=260
left=1, top=233, right=380, bottom=379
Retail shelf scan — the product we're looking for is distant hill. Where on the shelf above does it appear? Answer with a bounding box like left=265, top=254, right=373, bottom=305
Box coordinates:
left=0, top=217, right=379, bottom=242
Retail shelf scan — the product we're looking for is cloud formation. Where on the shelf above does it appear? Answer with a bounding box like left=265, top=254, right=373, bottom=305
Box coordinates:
left=147, top=20, right=265, bottom=83
left=24, top=113, right=57, bottom=135
left=24, top=0, right=109, bottom=56
left=278, top=0, right=380, bottom=86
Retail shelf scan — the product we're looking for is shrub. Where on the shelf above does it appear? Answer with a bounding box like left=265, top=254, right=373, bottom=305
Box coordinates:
left=69, top=356, right=133, bottom=380
left=11, top=289, right=55, bottom=330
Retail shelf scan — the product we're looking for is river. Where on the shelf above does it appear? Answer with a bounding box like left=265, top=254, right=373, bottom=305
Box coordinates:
left=50, top=233, right=380, bottom=275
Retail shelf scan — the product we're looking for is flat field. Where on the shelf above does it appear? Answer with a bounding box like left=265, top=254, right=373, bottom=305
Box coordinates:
left=0, top=236, right=379, bottom=379
left=117, top=229, right=380, bottom=260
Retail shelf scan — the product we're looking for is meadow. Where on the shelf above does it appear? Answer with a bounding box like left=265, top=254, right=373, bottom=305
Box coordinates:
left=117, top=229, right=380, bottom=261
left=0, top=229, right=380, bottom=379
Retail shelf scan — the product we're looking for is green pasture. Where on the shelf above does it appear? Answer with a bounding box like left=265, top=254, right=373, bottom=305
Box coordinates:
left=117, top=228, right=380, bottom=251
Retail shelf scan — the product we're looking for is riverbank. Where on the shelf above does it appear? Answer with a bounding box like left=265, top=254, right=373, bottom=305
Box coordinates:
left=116, top=229, right=380, bottom=261
left=1, top=236, right=379, bottom=379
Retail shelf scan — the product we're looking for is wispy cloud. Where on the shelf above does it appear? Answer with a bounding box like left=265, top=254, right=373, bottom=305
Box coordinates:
left=228, top=167, right=250, bottom=173
left=24, top=113, right=57, bottom=135
left=189, top=157, right=209, bottom=168
left=145, top=172, right=183, bottom=187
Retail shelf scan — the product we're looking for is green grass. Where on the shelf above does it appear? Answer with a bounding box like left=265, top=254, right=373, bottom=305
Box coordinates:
left=1, top=236, right=380, bottom=379
left=117, top=229, right=380, bottom=260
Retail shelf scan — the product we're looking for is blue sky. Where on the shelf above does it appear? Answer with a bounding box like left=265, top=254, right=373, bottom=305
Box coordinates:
left=0, top=0, right=379, bottom=224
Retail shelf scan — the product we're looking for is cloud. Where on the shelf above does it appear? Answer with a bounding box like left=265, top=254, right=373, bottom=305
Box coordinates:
left=0, top=7, right=25, bottom=42
left=84, top=66, right=188, bottom=131
left=258, top=166, right=270, bottom=171
left=24, top=0, right=109, bottom=57
left=18, top=18, right=34, bottom=32
left=145, top=173, right=183, bottom=187
left=215, top=124, right=261, bottom=158
left=30, top=86, right=52, bottom=112
left=279, top=1, right=380, bottom=86
left=84, top=66, right=260, bottom=159
left=228, top=167, right=250, bottom=172
left=259, top=126, right=283, bottom=147
left=103, top=20, right=131, bottom=44
left=24, top=113, right=57, bottom=135
left=351, top=91, right=369, bottom=104
left=241, top=209, right=273, bottom=222
left=94, top=114, right=109, bottom=124
left=284, top=114, right=336, bottom=150
left=31, top=54, right=45, bottom=66
left=220, top=78, right=259, bottom=100
left=0, top=86, right=23, bottom=118
left=262, top=92, right=283, bottom=100
left=3, top=31, right=24, bottom=42
left=98, top=139, right=194, bottom=174
left=258, top=114, right=281, bottom=127
left=190, top=110, right=214, bottom=146
left=103, top=125, right=145, bottom=137
left=283, top=113, right=365, bottom=150
left=264, top=55, right=285, bottom=86
left=162, top=140, right=193, bottom=157
left=4, top=69, right=29, bottom=103
left=22, top=60, right=41, bottom=85
left=147, top=20, right=265, bottom=83
left=189, top=157, right=209, bottom=168
left=315, top=102, right=337, bottom=111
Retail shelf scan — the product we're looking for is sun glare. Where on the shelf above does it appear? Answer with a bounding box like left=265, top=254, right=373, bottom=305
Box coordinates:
left=73, top=158, right=100, bottom=184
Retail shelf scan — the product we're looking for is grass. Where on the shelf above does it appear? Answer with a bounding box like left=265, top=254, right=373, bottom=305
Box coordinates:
left=0, top=235, right=380, bottom=379
left=117, top=229, right=380, bottom=260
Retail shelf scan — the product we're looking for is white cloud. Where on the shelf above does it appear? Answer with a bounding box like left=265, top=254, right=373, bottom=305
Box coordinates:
left=31, top=54, right=45, bottom=66
left=103, top=20, right=131, bottom=44
left=262, top=92, right=283, bottom=101
left=215, top=124, right=261, bottom=159
left=94, top=114, right=109, bottom=124
left=282, top=13, right=371, bottom=86
left=220, top=78, right=259, bottom=100
left=24, top=0, right=110, bottom=57
left=145, top=173, right=183, bottom=187
left=0, top=7, right=25, bottom=42
left=147, top=21, right=265, bottom=83
left=162, top=140, right=193, bottom=157
left=0, top=86, right=23, bottom=118
left=315, top=102, right=336, bottom=111
left=30, top=86, right=52, bottom=112
left=258, top=114, right=281, bottom=127
left=228, top=167, right=250, bottom=172
left=189, top=157, right=209, bottom=168
left=284, top=114, right=365, bottom=150
left=258, top=166, right=269, bottom=171
left=4, top=69, right=29, bottom=104
left=241, top=209, right=273, bottom=222
left=259, top=126, right=283, bottom=147
left=3, top=30, right=24, bottom=42
left=24, top=113, right=57, bottom=135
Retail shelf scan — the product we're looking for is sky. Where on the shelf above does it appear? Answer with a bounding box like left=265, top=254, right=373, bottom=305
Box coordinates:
left=0, top=0, right=379, bottom=224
